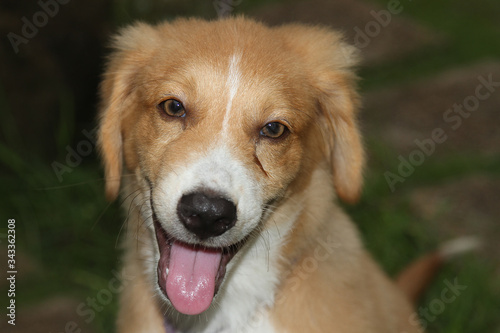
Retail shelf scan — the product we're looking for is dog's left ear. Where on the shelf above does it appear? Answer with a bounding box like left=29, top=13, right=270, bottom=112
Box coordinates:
left=278, top=25, right=364, bottom=203
left=317, top=73, right=364, bottom=204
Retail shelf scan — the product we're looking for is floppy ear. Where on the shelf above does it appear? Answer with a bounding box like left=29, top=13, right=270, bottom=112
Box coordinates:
left=316, top=69, right=364, bottom=204
left=278, top=25, right=364, bottom=203
left=97, top=23, right=158, bottom=201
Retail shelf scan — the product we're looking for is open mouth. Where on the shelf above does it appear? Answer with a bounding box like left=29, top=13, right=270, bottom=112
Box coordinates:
left=152, top=208, right=244, bottom=315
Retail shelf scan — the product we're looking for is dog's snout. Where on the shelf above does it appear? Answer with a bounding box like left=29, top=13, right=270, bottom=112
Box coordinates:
left=177, top=192, right=237, bottom=239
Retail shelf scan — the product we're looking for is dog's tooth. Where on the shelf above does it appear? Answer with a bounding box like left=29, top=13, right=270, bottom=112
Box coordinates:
left=166, top=267, right=169, bottom=275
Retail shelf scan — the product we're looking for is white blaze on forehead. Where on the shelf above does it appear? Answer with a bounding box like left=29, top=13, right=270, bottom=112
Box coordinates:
left=222, top=54, right=242, bottom=134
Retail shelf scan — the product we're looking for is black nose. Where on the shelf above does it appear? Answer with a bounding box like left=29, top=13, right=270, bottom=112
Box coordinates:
left=177, top=192, right=237, bottom=239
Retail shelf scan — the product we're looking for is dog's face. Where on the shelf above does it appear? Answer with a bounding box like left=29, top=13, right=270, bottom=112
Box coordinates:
left=98, top=18, right=363, bottom=316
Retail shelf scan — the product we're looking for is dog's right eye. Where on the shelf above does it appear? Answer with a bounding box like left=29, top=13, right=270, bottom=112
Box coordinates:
left=158, top=99, right=186, bottom=117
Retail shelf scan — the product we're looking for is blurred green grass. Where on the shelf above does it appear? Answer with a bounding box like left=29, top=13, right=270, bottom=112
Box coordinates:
left=1, top=0, right=499, bottom=332
left=356, top=1, right=500, bottom=332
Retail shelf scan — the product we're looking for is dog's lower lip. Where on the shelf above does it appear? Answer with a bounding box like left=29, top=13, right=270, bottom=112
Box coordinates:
left=152, top=211, right=243, bottom=312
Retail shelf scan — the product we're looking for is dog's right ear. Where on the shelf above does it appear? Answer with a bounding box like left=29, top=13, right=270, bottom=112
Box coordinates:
left=97, top=23, right=158, bottom=201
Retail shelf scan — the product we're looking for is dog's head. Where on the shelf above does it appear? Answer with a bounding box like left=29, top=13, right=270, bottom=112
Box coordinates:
left=98, top=17, right=363, bottom=316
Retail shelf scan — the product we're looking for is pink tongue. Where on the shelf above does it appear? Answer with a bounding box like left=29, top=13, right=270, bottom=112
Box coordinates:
left=166, top=241, right=222, bottom=315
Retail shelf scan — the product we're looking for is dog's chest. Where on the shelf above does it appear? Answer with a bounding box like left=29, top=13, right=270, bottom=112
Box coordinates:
left=163, top=221, right=296, bottom=333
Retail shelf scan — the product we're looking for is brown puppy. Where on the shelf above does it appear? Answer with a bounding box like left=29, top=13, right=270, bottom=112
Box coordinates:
left=98, top=17, right=422, bottom=332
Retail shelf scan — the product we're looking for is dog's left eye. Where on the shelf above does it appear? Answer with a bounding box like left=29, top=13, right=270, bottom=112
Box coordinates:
left=158, top=99, right=186, bottom=117
left=260, top=122, right=288, bottom=139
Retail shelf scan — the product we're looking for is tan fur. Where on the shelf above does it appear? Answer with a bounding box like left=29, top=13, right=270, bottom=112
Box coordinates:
left=98, top=17, right=421, bottom=332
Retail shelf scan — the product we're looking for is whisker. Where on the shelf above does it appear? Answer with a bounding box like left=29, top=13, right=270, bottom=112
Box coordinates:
left=115, top=190, right=143, bottom=248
